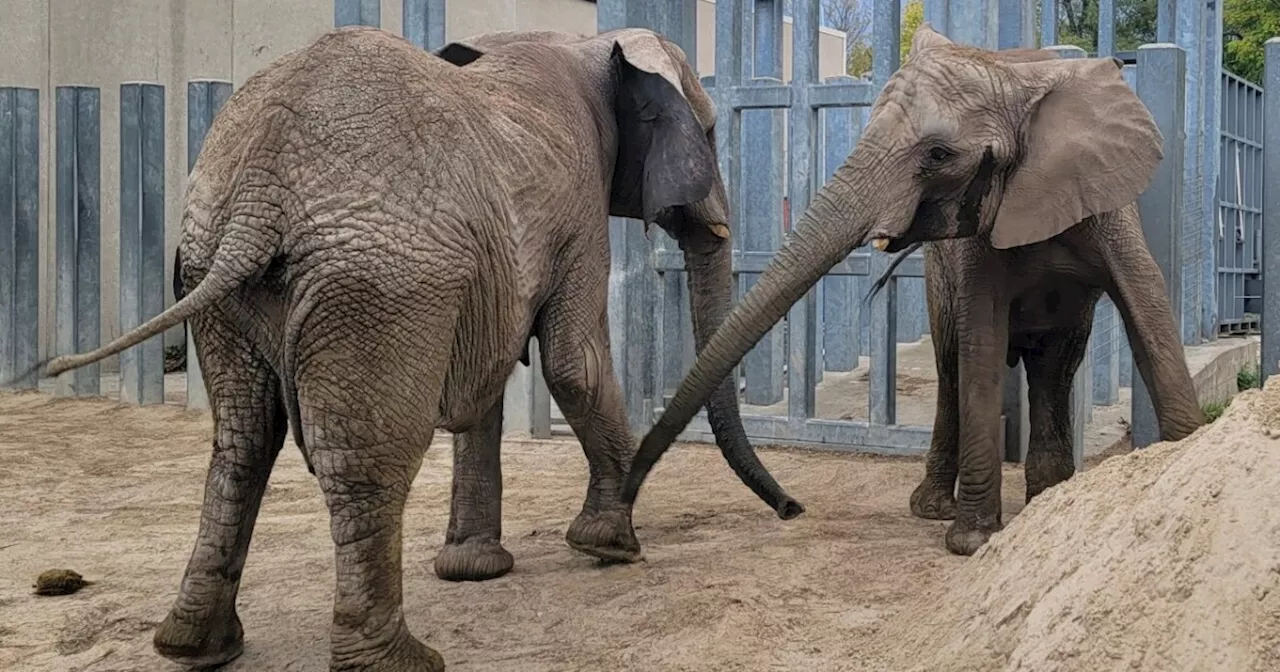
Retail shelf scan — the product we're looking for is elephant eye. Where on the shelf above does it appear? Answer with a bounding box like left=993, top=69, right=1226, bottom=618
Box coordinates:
left=926, top=145, right=954, bottom=163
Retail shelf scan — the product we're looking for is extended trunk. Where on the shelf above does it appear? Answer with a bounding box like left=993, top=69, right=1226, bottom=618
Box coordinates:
left=623, top=172, right=877, bottom=505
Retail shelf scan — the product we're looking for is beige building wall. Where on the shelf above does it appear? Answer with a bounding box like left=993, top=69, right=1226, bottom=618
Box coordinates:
left=3, top=0, right=845, bottom=370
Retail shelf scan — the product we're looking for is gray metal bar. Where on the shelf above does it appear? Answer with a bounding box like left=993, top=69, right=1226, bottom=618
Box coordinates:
left=1156, top=0, right=1178, bottom=43
left=997, top=0, right=1035, bottom=50
left=1199, top=0, right=1224, bottom=341
left=660, top=410, right=932, bottom=456
left=55, top=87, right=102, bottom=397
left=185, top=80, right=233, bottom=411
left=727, top=83, right=791, bottom=109
left=740, top=1, right=785, bottom=406
left=1133, top=44, right=1186, bottom=448
left=1097, top=0, right=1116, bottom=57
left=652, top=248, right=926, bottom=277
left=0, top=89, right=37, bottom=389
left=403, top=0, right=446, bottom=52
left=786, top=0, right=820, bottom=421
left=1262, top=38, right=1280, bottom=383
left=119, top=84, right=142, bottom=403
left=334, top=0, right=380, bottom=28
left=1003, top=363, right=1028, bottom=462
left=530, top=338, right=552, bottom=438
left=821, top=78, right=859, bottom=372
left=1092, top=297, right=1120, bottom=405
left=1038, top=0, right=1056, bottom=48
left=1176, top=0, right=1204, bottom=345
left=868, top=0, right=901, bottom=426
left=807, top=81, right=876, bottom=107
left=118, top=83, right=168, bottom=405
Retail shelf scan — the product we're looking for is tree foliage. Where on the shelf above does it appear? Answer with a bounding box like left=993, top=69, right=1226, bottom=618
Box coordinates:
left=1223, top=0, right=1280, bottom=83
left=900, top=0, right=925, bottom=64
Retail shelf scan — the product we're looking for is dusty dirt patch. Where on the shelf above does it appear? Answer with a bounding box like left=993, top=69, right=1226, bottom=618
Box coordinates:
left=0, top=389, right=1045, bottom=671
left=875, top=377, right=1280, bottom=672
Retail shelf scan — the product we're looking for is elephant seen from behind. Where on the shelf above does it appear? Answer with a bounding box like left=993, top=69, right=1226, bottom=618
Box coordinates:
left=622, top=24, right=1204, bottom=556
left=41, top=26, right=799, bottom=671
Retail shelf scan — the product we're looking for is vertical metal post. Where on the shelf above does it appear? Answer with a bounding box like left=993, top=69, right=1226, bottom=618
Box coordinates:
left=998, top=0, right=1035, bottom=50
left=1156, top=0, right=1179, bottom=43
left=1200, top=0, right=1224, bottom=341
left=1097, top=0, right=1116, bottom=57
left=599, top=0, right=699, bottom=434
left=1038, top=0, right=1057, bottom=48
left=403, top=0, right=447, bottom=52
left=821, top=77, right=859, bottom=372
left=119, top=83, right=167, bottom=405
left=947, top=0, right=999, bottom=49
left=185, top=80, right=233, bottom=411
left=1133, top=44, right=1186, bottom=448
left=0, top=88, right=39, bottom=390
left=741, top=0, right=785, bottom=405
left=335, top=0, right=380, bottom=28
left=1262, top=39, right=1280, bottom=383
left=868, top=0, right=900, bottom=426
left=1174, top=0, right=1205, bottom=345
left=55, top=87, right=101, bottom=397
left=786, top=0, right=820, bottom=423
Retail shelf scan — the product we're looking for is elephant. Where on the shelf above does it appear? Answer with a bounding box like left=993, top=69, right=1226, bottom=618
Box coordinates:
left=619, top=24, right=1206, bottom=557
left=39, top=25, right=801, bottom=671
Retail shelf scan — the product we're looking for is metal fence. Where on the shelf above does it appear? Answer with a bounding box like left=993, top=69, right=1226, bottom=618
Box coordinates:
left=2, top=0, right=1278, bottom=464
left=1217, top=72, right=1265, bottom=334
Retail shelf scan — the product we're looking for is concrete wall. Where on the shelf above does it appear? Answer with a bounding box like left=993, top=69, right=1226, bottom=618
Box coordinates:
left=3, top=0, right=845, bottom=370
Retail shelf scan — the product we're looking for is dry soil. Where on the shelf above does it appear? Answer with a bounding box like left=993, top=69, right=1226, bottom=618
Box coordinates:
left=3, top=375, right=1274, bottom=672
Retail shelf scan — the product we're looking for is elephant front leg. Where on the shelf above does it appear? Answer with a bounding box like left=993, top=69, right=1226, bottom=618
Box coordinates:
left=153, top=314, right=287, bottom=668
left=911, top=270, right=959, bottom=520
left=947, top=279, right=1012, bottom=556
left=538, top=270, right=641, bottom=563
left=434, top=398, right=514, bottom=581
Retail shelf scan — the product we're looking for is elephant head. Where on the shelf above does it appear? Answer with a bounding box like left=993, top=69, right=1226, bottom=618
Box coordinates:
left=436, top=29, right=804, bottom=519
left=621, top=24, right=1164, bottom=504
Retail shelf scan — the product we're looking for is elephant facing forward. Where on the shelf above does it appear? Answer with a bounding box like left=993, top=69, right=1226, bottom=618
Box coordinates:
left=622, top=25, right=1205, bottom=556
left=41, top=26, right=799, bottom=671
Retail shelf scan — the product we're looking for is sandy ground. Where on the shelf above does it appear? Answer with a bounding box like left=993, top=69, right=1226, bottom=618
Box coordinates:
left=0, top=386, right=1141, bottom=672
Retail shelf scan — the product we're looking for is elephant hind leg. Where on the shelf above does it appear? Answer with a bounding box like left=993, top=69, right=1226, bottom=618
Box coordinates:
left=153, top=309, right=288, bottom=669
left=295, top=296, right=453, bottom=671
left=1022, top=324, right=1091, bottom=503
left=434, top=397, right=514, bottom=582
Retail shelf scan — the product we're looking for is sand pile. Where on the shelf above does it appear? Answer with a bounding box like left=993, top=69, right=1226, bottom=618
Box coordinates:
left=876, top=377, right=1280, bottom=672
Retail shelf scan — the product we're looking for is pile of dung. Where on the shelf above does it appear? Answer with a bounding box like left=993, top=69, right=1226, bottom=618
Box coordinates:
left=878, top=377, right=1280, bottom=672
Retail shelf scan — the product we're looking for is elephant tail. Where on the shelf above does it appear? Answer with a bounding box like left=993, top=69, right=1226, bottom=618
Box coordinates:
left=38, top=222, right=279, bottom=380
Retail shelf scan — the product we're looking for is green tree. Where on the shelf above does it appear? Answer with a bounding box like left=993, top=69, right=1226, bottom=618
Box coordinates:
left=1223, top=0, right=1280, bottom=83
left=1056, top=0, right=1157, bottom=53
left=900, top=0, right=925, bottom=63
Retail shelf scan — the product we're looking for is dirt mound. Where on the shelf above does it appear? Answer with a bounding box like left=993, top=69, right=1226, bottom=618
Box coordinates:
left=876, top=377, right=1280, bottom=672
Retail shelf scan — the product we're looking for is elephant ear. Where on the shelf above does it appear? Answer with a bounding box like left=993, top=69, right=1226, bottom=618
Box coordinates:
left=608, top=29, right=719, bottom=227
left=989, top=57, right=1164, bottom=249
left=908, top=23, right=953, bottom=59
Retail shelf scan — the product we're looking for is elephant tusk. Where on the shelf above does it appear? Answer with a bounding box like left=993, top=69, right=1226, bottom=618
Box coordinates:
left=706, top=223, right=730, bottom=239
left=871, top=237, right=890, bottom=251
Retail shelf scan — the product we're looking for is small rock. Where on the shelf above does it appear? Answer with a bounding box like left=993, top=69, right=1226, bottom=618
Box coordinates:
left=33, top=569, right=93, bottom=596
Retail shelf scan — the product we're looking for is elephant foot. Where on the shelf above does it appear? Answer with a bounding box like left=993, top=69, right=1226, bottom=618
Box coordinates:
left=909, top=480, right=957, bottom=520
left=944, top=518, right=1002, bottom=556
left=433, top=537, right=514, bottom=582
left=1024, top=454, right=1075, bottom=504
left=153, top=605, right=245, bottom=668
left=565, top=509, right=642, bottom=563
left=331, top=628, right=446, bottom=672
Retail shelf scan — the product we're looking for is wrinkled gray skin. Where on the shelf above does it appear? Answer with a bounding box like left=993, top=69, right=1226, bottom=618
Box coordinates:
left=40, top=26, right=801, bottom=671
left=622, top=25, right=1205, bottom=557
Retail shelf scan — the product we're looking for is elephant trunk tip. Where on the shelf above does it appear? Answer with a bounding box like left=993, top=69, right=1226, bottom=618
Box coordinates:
left=776, top=497, right=806, bottom=520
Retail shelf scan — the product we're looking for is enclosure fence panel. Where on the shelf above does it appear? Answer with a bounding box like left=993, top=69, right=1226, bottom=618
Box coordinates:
left=1217, top=72, right=1265, bottom=335
left=0, top=0, right=1274, bottom=463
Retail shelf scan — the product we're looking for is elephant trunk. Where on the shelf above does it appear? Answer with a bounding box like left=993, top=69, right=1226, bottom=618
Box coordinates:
left=623, top=167, right=880, bottom=506
left=679, top=228, right=805, bottom=520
